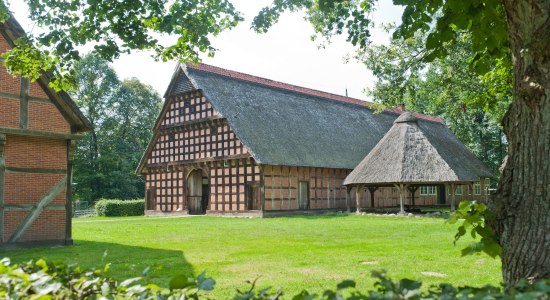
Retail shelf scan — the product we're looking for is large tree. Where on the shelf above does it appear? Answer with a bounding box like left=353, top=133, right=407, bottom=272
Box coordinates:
left=252, top=0, right=549, bottom=285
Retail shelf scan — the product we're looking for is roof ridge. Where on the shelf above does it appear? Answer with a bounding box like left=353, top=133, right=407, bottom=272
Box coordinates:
left=186, top=63, right=444, bottom=124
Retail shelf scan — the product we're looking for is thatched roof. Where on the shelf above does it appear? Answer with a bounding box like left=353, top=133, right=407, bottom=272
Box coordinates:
left=344, top=112, right=493, bottom=186
left=138, top=63, right=484, bottom=174
left=0, top=16, right=92, bottom=132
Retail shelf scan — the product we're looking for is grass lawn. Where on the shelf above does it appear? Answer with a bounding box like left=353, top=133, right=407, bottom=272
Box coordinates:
left=0, top=215, right=501, bottom=298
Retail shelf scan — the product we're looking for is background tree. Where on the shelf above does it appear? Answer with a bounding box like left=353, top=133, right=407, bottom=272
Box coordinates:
left=360, top=26, right=511, bottom=176
left=253, top=0, right=550, bottom=285
left=72, top=54, right=161, bottom=202
left=0, top=0, right=242, bottom=90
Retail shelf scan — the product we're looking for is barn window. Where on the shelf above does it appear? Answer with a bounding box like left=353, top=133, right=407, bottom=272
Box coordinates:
left=210, top=127, right=217, bottom=135
left=189, top=106, right=196, bottom=114
left=474, top=183, right=481, bottom=195
left=179, top=107, right=185, bottom=115
left=420, top=186, right=437, bottom=195
left=455, top=185, right=462, bottom=195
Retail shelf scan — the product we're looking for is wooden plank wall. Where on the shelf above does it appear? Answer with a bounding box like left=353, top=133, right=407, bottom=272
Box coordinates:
left=349, top=185, right=486, bottom=208
left=263, top=166, right=348, bottom=210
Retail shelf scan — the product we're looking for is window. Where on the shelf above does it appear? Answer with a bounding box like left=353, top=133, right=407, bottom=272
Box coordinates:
left=455, top=185, right=462, bottom=195
left=420, top=186, right=437, bottom=195
left=474, top=182, right=481, bottom=195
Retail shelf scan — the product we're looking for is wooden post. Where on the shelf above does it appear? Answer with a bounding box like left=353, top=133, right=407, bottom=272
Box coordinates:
left=407, top=186, right=419, bottom=207
left=345, top=186, right=351, bottom=213
left=0, top=134, right=6, bottom=244
left=480, top=177, right=487, bottom=202
left=450, top=183, right=456, bottom=212
left=19, top=78, right=29, bottom=129
left=65, top=140, right=75, bottom=245
left=394, top=183, right=407, bottom=214
left=355, top=185, right=363, bottom=214
left=368, top=187, right=378, bottom=208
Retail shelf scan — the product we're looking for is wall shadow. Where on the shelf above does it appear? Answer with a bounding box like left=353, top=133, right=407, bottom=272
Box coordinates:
left=0, top=240, right=194, bottom=287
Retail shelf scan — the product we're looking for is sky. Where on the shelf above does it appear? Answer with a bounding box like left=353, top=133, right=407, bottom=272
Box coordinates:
left=9, top=0, right=403, bottom=100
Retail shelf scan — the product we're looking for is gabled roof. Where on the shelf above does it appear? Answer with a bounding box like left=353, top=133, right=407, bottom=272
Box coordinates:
left=138, top=63, right=457, bottom=173
left=0, top=16, right=92, bottom=132
left=343, top=112, right=493, bottom=186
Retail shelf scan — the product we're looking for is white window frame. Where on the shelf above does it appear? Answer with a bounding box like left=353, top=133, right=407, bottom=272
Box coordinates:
left=474, top=182, right=481, bottom=195
left=420, top=186, right=437, bottom=196
left=455, top=185, right=462, bottom=195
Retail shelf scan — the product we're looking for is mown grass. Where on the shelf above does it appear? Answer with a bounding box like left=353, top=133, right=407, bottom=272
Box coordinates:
left=0, top=215, right=501, bottom=298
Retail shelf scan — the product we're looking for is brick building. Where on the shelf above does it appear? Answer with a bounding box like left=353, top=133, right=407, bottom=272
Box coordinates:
left=0, top=17, right=92, bottom=247
left=138, top=63, right=490, bottom=216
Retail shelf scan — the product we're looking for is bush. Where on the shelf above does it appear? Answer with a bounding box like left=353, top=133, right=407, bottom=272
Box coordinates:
left=95, top=199, right=144, bottom=217
left=1, top=258, right=549, bottom=299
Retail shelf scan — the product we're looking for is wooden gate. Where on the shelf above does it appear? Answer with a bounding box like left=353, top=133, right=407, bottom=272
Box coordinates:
left=187, top=170, right=207, bottom=215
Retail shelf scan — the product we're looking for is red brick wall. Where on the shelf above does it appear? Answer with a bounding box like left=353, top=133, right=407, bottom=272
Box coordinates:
left=28, top=101, right=71, bottom=132
left=1, top=32, right=69, bottom=245
left=0, top=98, right=19, bottom=128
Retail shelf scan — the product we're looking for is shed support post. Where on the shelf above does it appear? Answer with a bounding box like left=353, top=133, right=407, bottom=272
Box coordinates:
left=355, top=185, right=363, bottom=214
left=449, top=183, right=456, bottom=212
left=368, top=187, right=378, bottom=208
left=0, top=134, right=6, bottom=244
left=65, top=140, right=75, bottom=245
left=395, top=184, right=407, bottom=215
left=407, top=186, right=419, bottom=207
left=345, top=186, right=351, bottom=213
left=480, top=177, right=487, bottom=202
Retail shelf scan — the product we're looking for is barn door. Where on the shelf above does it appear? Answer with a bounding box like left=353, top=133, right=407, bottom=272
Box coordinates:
left=247, top=183, right=261, bottom=210
left=187, top=170, right=204, bottom=215
left=297, top=181, right=310, bottom=210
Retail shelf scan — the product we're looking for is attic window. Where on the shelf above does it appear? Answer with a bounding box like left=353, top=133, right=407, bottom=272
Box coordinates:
left=211, top=127, right=218, bottom=135
left=189, top=106, right=196, bottom=114
left=179, top=107, right=185, bottom=115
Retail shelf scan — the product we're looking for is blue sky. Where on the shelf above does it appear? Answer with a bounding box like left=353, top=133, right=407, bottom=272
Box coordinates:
left=10, top=0, right=403, bottom=100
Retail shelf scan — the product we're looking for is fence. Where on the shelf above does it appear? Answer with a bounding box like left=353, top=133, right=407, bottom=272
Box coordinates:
left=73, top=201, right=95, bottom=217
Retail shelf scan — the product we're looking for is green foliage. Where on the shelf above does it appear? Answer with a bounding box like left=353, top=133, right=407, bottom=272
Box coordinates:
left=0, top=258, right=214, bottom=299
left=95, top=199, right=145, bottom=217
left=1, top=258, right=548, bottom=299
left=360, top=28, right=511, bottom=176
left=1, top=0, right=242, bottom=90
left=72, top=54, right=161, bottom=202
left=448, top=200, right=502, bottom=258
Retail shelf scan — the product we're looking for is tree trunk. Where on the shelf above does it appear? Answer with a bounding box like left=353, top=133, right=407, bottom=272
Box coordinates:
left=489, top=0, right=550, bottom=286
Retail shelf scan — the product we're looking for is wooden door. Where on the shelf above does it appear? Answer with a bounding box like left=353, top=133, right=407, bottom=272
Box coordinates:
left=247, top=183, right=261, bottom=210
left=297, top=181, right=310, bottom=210
left=187, top=170, right=203, bottom=215
left=146, top=188, right=156, bottom=210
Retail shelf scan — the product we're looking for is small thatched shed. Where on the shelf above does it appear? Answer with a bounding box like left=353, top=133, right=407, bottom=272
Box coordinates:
left=344, top=112, right=493, bottom=213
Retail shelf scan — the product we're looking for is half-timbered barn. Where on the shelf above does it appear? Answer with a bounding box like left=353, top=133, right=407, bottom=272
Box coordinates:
left=0, top=17, right=92, bottom=247
left=138, top=63, right=490, bottom=216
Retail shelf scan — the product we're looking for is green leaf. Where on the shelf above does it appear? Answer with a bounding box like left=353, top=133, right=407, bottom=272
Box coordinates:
left=169, top=274, right=194, bottom=290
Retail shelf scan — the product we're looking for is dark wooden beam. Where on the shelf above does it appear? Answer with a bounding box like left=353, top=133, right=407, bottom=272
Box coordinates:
left=0, top=134, right=6, bottom=244
left=368, top=187, right=379, bottom=208
left=8, top=176, right=67, bottom=243
left=5, top=167, right=66, bottom=174
left=0, top=91, right=50, bottom=103
left=0, top=127, right=83, bottom=140
left=65, top=140, right=75, bottom=244
left=19, top=78, right=30, bottom=129
left=407, top=186, right=419, bottom=207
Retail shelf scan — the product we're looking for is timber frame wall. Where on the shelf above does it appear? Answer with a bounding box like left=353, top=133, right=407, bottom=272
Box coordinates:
left=142, top=80, right=487, bottom=216
left=0, top=32, right=81, bottom=247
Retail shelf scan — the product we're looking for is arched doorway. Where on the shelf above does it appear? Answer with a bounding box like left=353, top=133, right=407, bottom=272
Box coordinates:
left=187, top=169, right=209, bottom=215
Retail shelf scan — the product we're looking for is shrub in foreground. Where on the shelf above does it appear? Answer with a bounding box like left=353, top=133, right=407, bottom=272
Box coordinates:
left=1, top=258, right=550, bottom=299
left=95, top=199, right=144, bottom=217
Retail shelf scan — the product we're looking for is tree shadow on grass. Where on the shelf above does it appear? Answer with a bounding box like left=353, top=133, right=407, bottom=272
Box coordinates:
left=0, top=240, right=194, bottom=287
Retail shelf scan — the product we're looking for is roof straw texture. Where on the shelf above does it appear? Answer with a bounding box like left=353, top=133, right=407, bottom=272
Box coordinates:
left=344, top=112, right=493, bottom=186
